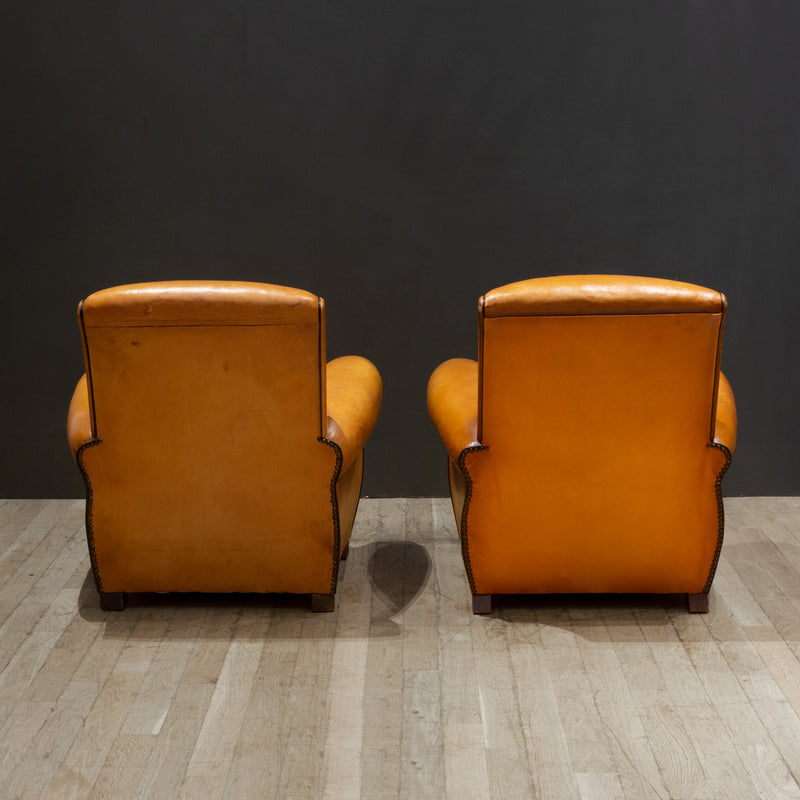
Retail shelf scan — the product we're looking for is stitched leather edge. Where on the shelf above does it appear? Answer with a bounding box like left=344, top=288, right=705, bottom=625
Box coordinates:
left=76, top=439, right=103, bottom=593
left=456, top=444, right=488, bottom=595
left=78, top=299, right=99, bottom=437
left=319, top=436, right=344, bottom=595
left=704, top=441, right=733, bottom=593
left=709, top=299, right=727, bottom=442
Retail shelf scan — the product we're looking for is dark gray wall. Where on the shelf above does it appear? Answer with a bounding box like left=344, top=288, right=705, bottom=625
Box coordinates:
left=2, top=2, right=798, bottom=498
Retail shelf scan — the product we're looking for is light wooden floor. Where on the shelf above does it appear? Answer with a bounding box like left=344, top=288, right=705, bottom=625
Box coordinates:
left=1, top=498, right=800, bottom=799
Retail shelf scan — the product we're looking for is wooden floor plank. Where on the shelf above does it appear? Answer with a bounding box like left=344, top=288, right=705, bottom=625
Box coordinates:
left=319, top=605, right=370, bottom=799
left=185, top=635, right=263, bottom=781
left=576, top=613, right=669, bottom=800
left=39, top=609, right=182, bottom=799
left=87, top=733, right=156, bottom=800
left=274, top=631, right=337, bottom=799
left=401, top=667, right=444, bottom=800
left=0, top=496, right=799, bottom=799
left=132, top=682, right=217, bottom=800
left=509, top=636, right=581, bottom=800
left=470, top=615, right=536, bottom=799
left=435, top=531, right=491, bottom=800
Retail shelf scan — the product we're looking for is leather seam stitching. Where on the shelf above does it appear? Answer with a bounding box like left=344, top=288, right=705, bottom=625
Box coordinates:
left=82, top=322, right=320, bottom=329
left=484, top=310, right=723, bottom=319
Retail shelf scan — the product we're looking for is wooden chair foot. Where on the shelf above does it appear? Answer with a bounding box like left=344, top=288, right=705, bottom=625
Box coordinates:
left=100, top=592, right=126, bottom=611
left=311, top=593, right=335, bottom=612
left=687, top=592, right=709, bottom=613
left=472, top=594, right=492, bottom=614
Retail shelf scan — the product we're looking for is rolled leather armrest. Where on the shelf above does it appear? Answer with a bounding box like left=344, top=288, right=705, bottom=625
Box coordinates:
left=426, top=358, right=480, bottom=462
left=714, top=371, right=737, bottom=453
left=67, top=374, right=95, bottom=457
left=325, top=356, right=383, bottom=473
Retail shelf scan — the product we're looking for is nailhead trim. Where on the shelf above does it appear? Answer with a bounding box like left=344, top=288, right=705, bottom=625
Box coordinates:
left=78, top=436, right=344, bottom=598
left=319, top=437, right=344, bottom=595
left=76, top=439, right=103, bottom=592
left=456, top=444, right=489, bottom=594
left=704, top=441, right=733, bottom=593
left=456, top=441, right=732, bottom=598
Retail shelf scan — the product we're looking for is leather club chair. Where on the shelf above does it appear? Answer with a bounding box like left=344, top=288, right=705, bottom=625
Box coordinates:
left=67, top=281, right=382, bottom=612
left=427, top=275, right=737, bottom=615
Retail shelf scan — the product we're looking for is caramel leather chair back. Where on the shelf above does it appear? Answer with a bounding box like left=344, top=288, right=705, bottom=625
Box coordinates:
left=69, top=281, right=382, bottom=611
left=428, top=276, right=736, bottom=613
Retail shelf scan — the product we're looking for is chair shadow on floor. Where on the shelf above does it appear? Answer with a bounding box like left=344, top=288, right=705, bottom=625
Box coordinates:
left=366, top=540, right=432, bottom=630
left=76, top=540, right=432, bottom=641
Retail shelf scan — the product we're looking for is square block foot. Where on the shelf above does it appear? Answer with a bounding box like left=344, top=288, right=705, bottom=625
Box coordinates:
left=472, top=594, right=492, bottom=615
left=687, top=592, right=709, bottom=613
left=311, top=593, right=335, bottom=612
left=99, top=592, right=126, bottom=611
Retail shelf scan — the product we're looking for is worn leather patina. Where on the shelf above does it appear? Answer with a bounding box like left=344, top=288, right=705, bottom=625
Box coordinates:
left=427, top=275, right=736, bottom=614
left=68, top=281, right=382, bottom=611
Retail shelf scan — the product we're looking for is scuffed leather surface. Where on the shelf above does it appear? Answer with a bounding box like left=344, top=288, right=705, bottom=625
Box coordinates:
left=70, top=280, right=380, bottom=597
left=81, top=280, right=319, bottom=326
left=325, top=356, right=382, bottom=474
left=484, top=275, right=724, bottom=317
left=67, top=374, right=94, bottom=457
left=426, top=358, right=480, bottom=461
left=428, top=275, right=736, bottom=600
left=714, top=372, right=737, bottom=452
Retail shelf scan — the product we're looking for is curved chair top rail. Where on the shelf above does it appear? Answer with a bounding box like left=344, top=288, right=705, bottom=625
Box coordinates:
left=482, top=275, right=725, bottom=318
left=80, top=280, right=320, bottom=327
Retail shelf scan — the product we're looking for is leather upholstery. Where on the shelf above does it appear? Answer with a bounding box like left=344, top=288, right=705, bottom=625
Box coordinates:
left=427, top=275, right=736, bottom=611
left=426, top=358, right=480, bottom=461
left=326, top=356, right=383, bottom=473
left=68, top=280, right=382, bottom=608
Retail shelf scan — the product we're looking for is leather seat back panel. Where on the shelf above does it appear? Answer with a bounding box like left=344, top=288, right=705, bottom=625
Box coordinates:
left=79, top=282, right=338, bottom=594
left=469, top=311, right=725, bottom=594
